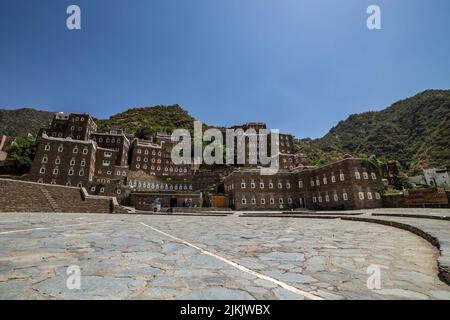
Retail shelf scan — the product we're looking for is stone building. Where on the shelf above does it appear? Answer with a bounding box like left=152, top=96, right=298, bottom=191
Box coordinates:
left=40, top=113, right=97, bottom=141
left=91, top=129, right=131, bottom=166
left=224, top=169, right=298, bottom=210
left=381, top=161, right=399, bottom=187
left=224, top=157, right=383, bottom=211
left=295, top=158, right=383, bottom=210
left=129, top=138, right=194, bottom=177
left=28, top=135, right=96, bottom=188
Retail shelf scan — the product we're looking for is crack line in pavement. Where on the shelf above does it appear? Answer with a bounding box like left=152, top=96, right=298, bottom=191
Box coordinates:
left=0, top=222, right=105, bottom=235
left=139, top=221, right=325, bottom=300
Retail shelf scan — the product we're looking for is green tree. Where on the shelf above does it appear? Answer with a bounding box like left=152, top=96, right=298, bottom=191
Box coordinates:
left=7, top=134, right=38, bottom=169
left=393, top=172, right=413, bottom=190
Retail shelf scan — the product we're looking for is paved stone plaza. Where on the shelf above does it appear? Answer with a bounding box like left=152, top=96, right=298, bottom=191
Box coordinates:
left=0, top=211, right=450, bottom=300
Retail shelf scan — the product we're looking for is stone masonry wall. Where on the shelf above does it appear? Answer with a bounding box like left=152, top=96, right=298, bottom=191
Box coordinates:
left=0, top=178, right=119, bottom=213
left=383, top=188, right=450, bottom=208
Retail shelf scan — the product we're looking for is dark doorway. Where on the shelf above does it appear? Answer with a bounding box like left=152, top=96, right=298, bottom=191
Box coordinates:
left=299, top=197, right=306, bottom=208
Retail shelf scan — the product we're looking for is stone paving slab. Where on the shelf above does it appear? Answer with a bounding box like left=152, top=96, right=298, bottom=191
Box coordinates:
left=347, top=215, right=450, bottom=285
left=242, top=208, right=450, bottom=287
left=0, top=212, right=449, bottom=300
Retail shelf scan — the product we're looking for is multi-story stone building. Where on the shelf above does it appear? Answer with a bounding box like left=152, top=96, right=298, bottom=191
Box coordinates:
left=91, top=129, right=131, bottom=166
left=40, top=113, right=97, bottom=141
left=224, top=169, right=298, bottom=210
left=295, top=157, right=383, bottom=210
left=226, top=122, right=300, bottom=170
left=29, top=135, right=96, bottom=188
left=129, top=138, right=193, bottom=177
left=381, top=161, right=399, bottom=187
left=224, top=157, right=383, bottom=210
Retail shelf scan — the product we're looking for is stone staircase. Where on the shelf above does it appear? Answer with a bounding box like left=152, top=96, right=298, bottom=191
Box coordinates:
left=40, top=187, right=61, bottom=212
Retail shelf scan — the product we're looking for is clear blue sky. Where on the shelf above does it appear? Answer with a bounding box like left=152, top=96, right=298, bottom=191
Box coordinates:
left=1, top=0, right=449, bottom=138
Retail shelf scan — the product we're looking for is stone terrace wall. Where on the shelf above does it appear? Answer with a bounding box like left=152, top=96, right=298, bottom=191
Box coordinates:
left=383, top=188, right=450, bottom=208
left=0, top=178, right=119, bottom=213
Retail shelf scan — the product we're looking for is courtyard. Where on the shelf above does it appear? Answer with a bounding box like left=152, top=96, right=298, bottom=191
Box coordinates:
left=0, top=211, right=449, bottom=300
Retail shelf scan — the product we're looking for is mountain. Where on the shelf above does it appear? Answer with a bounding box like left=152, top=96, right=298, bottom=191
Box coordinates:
left=96, top=104, right=202, bottom=139
left=299, top=90, right=450, bottom=173
left=0, top=108, right=54, bottom=137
